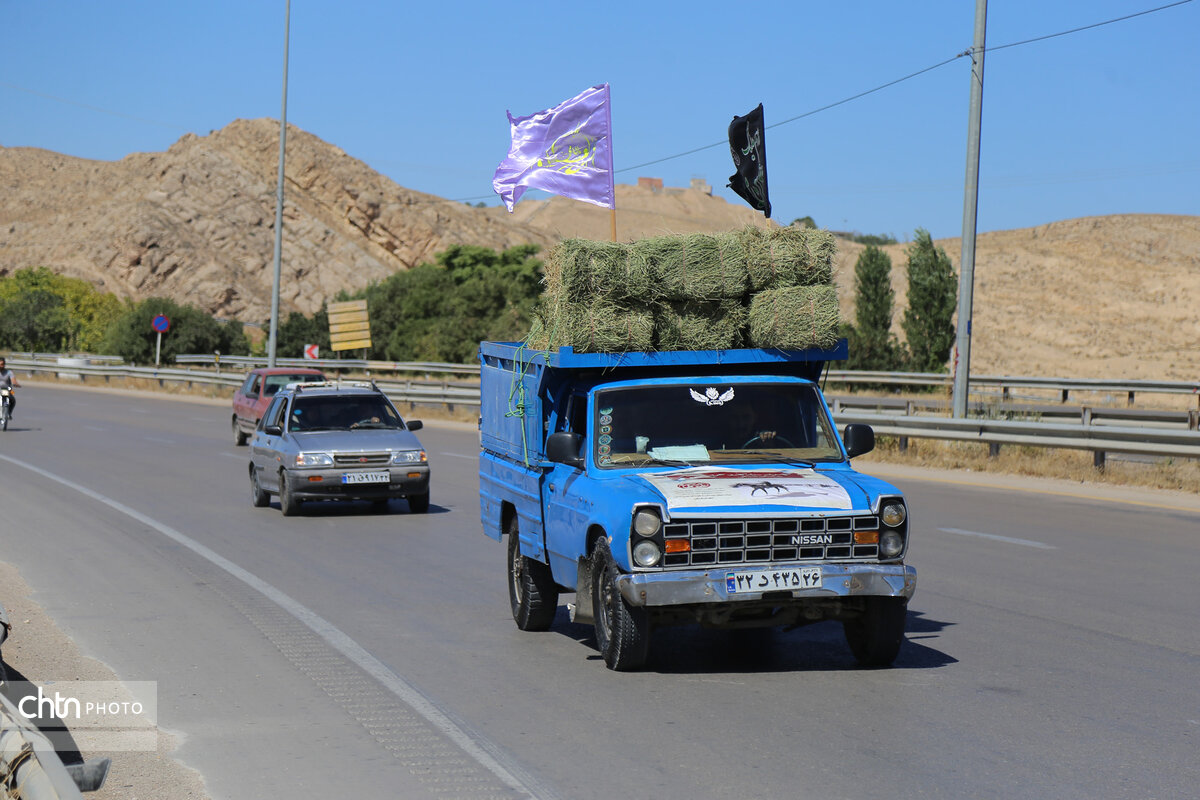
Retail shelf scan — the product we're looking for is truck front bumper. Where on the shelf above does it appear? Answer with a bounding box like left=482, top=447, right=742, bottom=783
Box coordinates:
left=615, top=563, right=916, bottom=608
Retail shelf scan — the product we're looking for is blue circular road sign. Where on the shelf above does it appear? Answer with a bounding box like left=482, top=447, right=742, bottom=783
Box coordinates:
left=152, top=314, right=171, bottom=333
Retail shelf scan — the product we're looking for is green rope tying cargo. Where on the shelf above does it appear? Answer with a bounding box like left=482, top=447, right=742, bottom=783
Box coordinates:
left=505, top=344, right=533, bottom=467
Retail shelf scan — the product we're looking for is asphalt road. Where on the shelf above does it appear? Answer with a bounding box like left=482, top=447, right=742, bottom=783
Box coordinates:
left=1, top=384, right=1197, bottom=800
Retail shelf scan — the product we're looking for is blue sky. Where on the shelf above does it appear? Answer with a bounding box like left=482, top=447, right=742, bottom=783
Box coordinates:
left=1, top=1, right=1195, bottom=240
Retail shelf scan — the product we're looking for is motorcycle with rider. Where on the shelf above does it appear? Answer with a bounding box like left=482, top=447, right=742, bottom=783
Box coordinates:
left=0, top=356, right=20, bottom=431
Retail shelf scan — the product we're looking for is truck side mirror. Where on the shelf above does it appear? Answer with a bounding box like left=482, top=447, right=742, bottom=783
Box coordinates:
left=546, top=431, right=584, bottom=468
left=843, top=423, right=875, bottom=458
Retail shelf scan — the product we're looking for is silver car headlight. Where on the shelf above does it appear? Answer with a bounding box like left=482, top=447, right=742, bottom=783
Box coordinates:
left=295, top=452, right=334, bottom=467
left=391, top=450, right=427, bottom=465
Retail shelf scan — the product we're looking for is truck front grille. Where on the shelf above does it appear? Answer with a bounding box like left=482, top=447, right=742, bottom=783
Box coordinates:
left=661, top=516, right=880, bottom=568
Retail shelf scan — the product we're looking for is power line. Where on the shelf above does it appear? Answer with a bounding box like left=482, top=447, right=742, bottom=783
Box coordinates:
left=3, top=0, right=1191, bottom=210
left=985, top=0, right=1193, bottom=53
left=0, top=82, right=190, bottom=132
left=617, top=0, right=1192, bottom=177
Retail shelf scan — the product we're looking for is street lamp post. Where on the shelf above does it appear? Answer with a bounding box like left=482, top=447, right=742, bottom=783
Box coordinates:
left=266, top=0, right=291, bottom=367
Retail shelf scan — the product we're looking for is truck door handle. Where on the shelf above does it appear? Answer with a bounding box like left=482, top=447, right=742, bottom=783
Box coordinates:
left=548, top=483, right=555, bottom=493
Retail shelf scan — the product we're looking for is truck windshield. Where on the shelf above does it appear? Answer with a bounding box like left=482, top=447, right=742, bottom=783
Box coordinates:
left=592, top=382, right=843, bottom=468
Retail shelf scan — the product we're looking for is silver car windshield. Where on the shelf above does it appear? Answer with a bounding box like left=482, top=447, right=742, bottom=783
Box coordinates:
left=287, top=395, right=403, bottom=432
left=593, top=382, right=842, bottom=468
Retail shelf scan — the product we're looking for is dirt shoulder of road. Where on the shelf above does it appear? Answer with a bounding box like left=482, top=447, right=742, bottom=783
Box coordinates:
left=0, top=560, right=211, bottom=800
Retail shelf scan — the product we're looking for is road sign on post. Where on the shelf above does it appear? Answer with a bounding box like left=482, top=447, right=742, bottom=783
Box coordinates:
left=328, top=300, right=371, bottom=352
left=303, top=343, right=319, bottom=359
left=152, top=314, right=171, bottom=367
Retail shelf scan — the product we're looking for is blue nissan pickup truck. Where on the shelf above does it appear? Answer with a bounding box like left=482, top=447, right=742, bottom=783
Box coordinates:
left=478, top=340, right=916, bottom=670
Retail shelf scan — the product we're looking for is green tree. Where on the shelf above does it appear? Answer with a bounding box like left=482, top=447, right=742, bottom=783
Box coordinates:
left=363, top=244, right=543, bottom=362
left=901, top=229, right=957, bottom=373
left=275, top=309, right=330, bottom=358
left=102, top=298, right=250, bottom=364
left=846, top=245, right=902, bottom=371
left=0, top=267, right=126, bottom=351
left=0, top=288, right=71, bottom=351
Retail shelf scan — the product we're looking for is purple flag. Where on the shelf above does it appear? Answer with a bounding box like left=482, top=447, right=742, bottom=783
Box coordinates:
left=493, top=84, right=614, bottom=212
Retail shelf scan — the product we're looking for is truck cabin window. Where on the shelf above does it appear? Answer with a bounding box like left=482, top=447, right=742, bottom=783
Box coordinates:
left=593, top=383, right=841, bottom=467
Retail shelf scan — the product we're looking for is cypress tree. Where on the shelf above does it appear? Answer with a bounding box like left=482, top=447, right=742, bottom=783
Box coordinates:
left=902, top=229, right=957, bottom=373
left=847, top=245, right=901, bottom=370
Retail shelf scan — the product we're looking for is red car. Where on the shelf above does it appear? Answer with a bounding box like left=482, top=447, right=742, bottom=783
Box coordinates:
left=232, top=367, right=326, bottom=445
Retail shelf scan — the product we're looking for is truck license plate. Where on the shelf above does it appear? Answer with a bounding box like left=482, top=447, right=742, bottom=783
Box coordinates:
left=342, top=471, right=390, bottom=484
left=726, top=567, right=822, bottom=594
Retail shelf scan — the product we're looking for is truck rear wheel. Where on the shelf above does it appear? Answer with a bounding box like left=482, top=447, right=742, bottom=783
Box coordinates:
left=843, top=597, right=907, bottom=667
left=592, top=538, right=649, bottom=671
left=507, top=518, right=559, bottom=631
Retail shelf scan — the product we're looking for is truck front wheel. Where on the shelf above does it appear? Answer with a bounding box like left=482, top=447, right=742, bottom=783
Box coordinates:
left=592, top=538, right=650, bottom=671
left=843, top=597, right=907, bottom=667
left=507, top=518, right=559, bottom=631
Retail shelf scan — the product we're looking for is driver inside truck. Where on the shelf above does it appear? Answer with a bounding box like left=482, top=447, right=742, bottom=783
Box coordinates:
left=727, top=403, right=776, bottom=448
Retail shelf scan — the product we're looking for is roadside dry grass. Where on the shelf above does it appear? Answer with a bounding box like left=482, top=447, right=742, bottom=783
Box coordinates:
left=857, top=436, right=1200, bottom=494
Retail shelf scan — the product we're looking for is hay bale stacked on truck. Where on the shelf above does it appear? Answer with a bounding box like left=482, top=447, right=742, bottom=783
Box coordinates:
left=531, top=225, right=840, bottom=353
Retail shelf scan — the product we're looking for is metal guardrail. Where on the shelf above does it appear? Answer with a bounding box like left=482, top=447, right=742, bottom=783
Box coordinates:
left=828, top=396, right=1200, bottom=432
left=8, top=354, right=1200, bottom=465
left=7, top=358, right=483, bottom=409
left=832, top=411, right=1200, bottom=468
left=173, top=354, right=481, bottom=375
left=826, top=370, right=1200, bottom=404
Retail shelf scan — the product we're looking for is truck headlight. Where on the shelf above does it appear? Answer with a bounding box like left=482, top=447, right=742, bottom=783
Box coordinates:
left=632, top=540, right=662, bottom=567
left=880, top=530, right=905, bottom=558
left=295, top=452, right=333, bottom=467
left=881, top=503, right=906, bottom=527
left=633, top=508, right=662, bottom=537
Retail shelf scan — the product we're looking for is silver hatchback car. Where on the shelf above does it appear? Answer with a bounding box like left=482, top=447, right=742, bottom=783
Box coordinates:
left=248, top=381, right=430, bottom=516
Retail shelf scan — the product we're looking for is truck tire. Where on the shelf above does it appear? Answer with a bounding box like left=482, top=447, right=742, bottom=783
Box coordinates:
left=843, top=597, right=907, bottom=667
left=279, top=470, right=302, bottom=517
left=506, top=518, right=559, bottom=631
left=591, top=538, right=650, bottom=671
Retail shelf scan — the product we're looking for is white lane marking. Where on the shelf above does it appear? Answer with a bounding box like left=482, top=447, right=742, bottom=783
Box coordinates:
left=939, top=527, right=1056, bottom=550
left=143, top=436, right=175, bottom=444
left=438, top=452, right=476, bottom=459
left=0, top=453, right=539, bottom=799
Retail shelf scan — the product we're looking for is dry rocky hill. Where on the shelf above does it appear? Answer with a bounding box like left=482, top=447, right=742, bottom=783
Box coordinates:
left=1, top=119, right=1197, bottom=380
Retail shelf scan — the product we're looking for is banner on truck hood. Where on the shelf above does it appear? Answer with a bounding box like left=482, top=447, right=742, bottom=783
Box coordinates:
left=639, top=467, right=851, bottom=512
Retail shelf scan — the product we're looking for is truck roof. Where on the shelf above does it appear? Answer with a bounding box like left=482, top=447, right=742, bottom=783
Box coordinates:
left=479, top=340, right=847, bottom=383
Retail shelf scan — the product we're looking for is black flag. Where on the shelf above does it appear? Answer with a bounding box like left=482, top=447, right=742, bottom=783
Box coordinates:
left=727, top=103, right=770, bottom=218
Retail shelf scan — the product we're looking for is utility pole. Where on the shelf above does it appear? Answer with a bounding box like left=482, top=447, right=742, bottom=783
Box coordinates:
left=267, top=0, right=291, bottom=367
left=953, top=0, right=987, bottom=418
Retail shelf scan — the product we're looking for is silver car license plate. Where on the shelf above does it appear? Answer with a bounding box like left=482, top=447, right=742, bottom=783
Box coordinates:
left=342, top=471, right=390, bottom=484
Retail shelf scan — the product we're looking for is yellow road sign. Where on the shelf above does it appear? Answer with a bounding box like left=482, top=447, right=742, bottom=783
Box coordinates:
left=328, top=300, right=371, bottom=351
